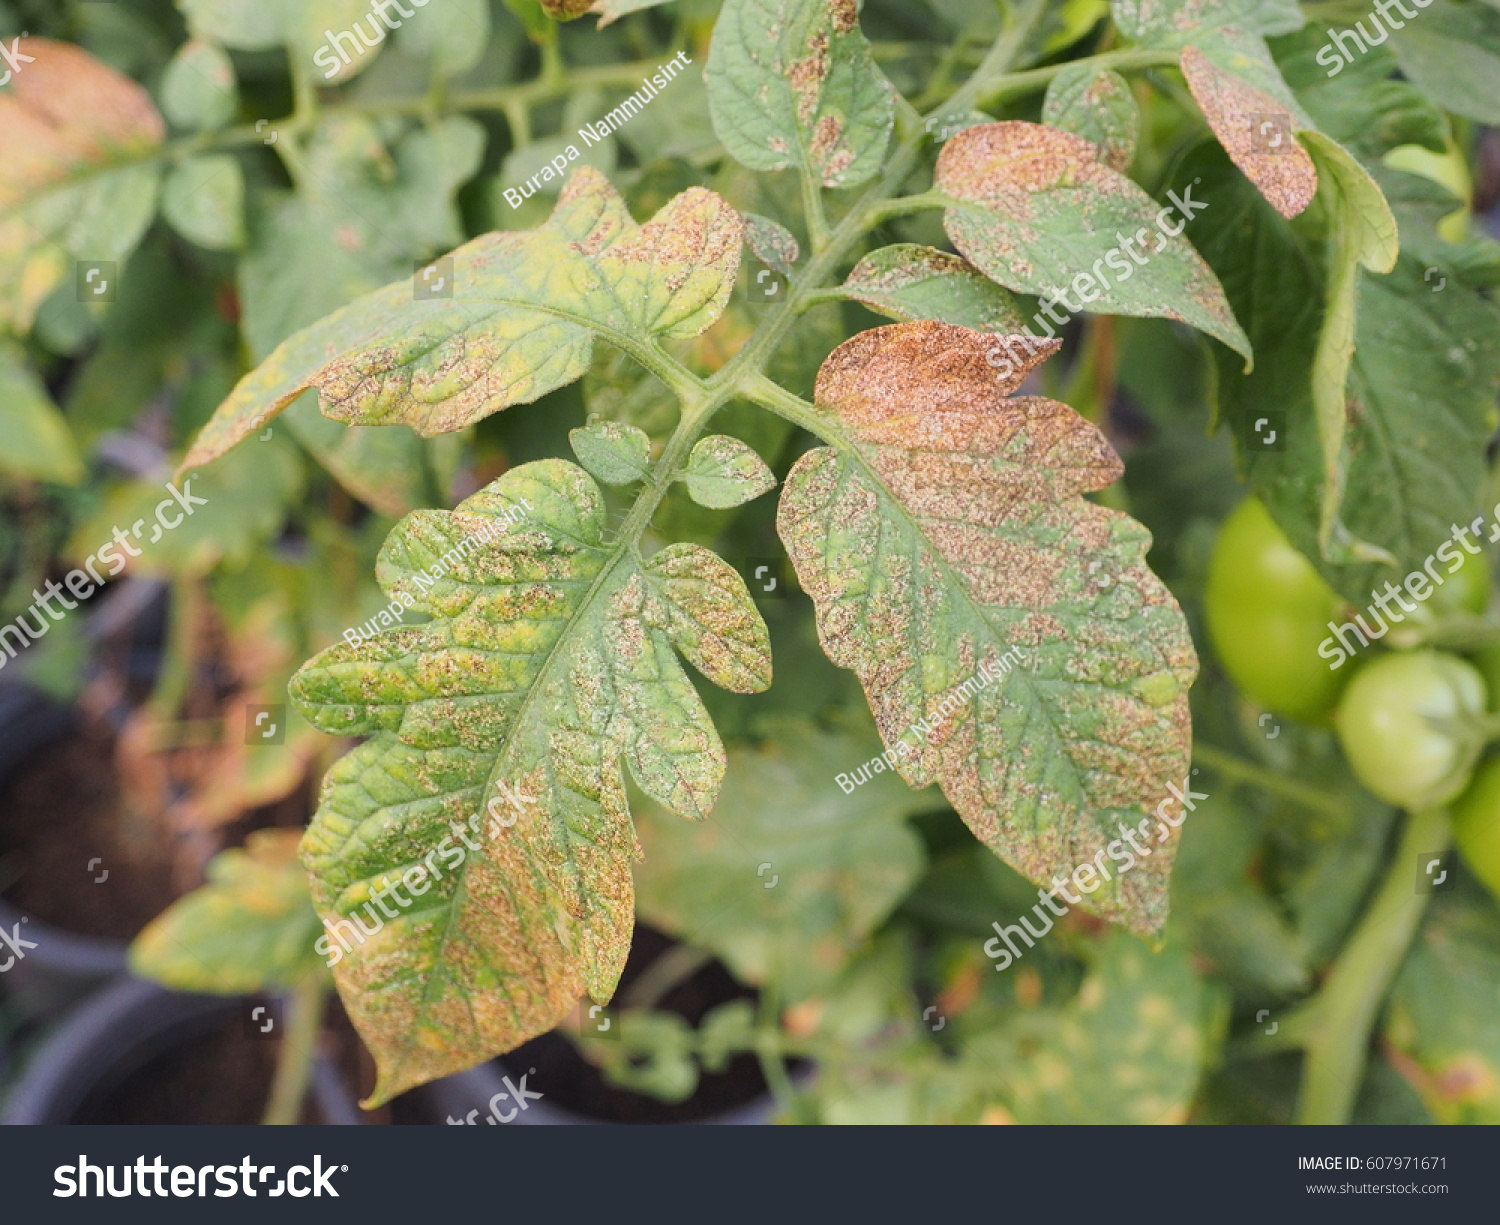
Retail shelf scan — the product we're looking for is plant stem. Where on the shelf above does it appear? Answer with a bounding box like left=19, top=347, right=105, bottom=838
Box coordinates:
left=1294, top=805, right=1449, bottom=1125
left=1192, top=742, right=1351, bottom=820
left=973, top=47, right=1182, bottom=108
left=262, top=976, right=327, bottom=1126
left=620, top=944, right=715, bottom=1011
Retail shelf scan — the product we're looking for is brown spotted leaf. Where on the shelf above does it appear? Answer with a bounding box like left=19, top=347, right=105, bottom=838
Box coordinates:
left=705, top=0, right=895, bottom=188
left=936, top=122, right=1251, bottom=362
left=840, top=244, right=1029, bottom=332
left=290, top=460, right=770, bottom=1103
left=0, top=38, right=165, bottom=331
left=1041, top=64, right=1139, bottom=173
left=181, top=168, right=741, bottom=471
left=1110, top=0, right=1317, bottom=217
left=776, top=322, right=1197, bottom=933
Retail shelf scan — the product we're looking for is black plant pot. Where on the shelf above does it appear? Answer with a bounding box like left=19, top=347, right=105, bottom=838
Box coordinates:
left=0, top=975, right=365, bottom=1125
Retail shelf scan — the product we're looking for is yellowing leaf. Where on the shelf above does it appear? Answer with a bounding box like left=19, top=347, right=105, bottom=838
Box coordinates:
left=290, top=460, right=770, bottom=1103
left=777, top=321, right=1197, bottom=933
left=0, top=38, right=165, bottom=330
left=129, top=830, right=325, bottom=994
left=182, top=168, right=742, bottom=471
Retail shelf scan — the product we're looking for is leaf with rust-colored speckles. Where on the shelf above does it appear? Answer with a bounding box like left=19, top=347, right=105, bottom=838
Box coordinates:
left=705, top=0, right=894, bottom=188
left=776, top=321, right=1197, bottom=934
left=840, top=244, right=1029, bottom=332
left=1042, top=64, right=1139, bottom=173
left=180, top=168, right=741, bottom=472
left=679, top=434, right=777, bottom=509
left=0, top=38, right=165, bottom=331
left=290, top=459, right=770, bottom=1103
left=743, top=212, right=801, bottom=276
left=129, top=830, right=325, bottom=994
left=935, top=122, right=1251, bottom=362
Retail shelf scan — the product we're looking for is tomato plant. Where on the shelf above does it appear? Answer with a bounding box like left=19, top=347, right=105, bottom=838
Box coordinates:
left=0, top=0, right=1496, bottom=1132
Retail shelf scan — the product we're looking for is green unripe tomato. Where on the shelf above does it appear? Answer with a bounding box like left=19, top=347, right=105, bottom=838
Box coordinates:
left=1451, top=755, right=1500, bottom=903
left=1335, top=650, right=1488, bottom=809
left=1205, top=497, right=1348, bottom=722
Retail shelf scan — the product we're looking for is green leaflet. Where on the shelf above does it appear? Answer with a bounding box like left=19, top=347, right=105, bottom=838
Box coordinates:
left=178, top=0, right=383, bottom=83
left=397, top=0, right=493, bottom=78
left=130, top=830, right=326, bottom=994
left=162, top=154, right=246, bottom=251
left=935, top=122, right=1252, bottom=362
left=1302, top=131, right=1398, bottom=565
left=705, top=0, right=895, bottom=188
left=183, top=168, right=741, bottom=470
left=570, top=420, right=653, bottom=485
left=0, top=340, right=85, bottom=485
left=839, top=244, right=1028, bottom=332
left=290, top=460, right=770, bottom=1103
left=634, top=720, right=928, bottom=1001
left=743, top=213, right=801, bottom=276
left=160, top=37, right=239, bottom=131
left=679, top=435, right=777, bottom=509
left=777, top=322, right=1198, bottom=934
left=1041, top=64, right=1139, bottom=172
left=1390, top=0, right=1500, bottom=127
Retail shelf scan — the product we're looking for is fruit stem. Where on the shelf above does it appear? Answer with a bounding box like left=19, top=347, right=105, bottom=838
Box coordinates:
left=1191, top=742, right=1350, bottom=820
left=1293, top=804, right=1449, bottom=1125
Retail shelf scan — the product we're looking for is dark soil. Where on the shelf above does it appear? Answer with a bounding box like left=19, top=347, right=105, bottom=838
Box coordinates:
left=0, top=727, right=176, bottom=941
left=503, top=924, right=772, bottom=1123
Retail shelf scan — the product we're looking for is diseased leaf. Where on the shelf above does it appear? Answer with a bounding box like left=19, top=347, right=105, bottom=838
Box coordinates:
left=679, top=434, right=776, bottom=509
left=705, top=0, right=895, bottom=188
left=935, top=122, right=1251, bottom=361
left=1389, top=885, right=1500, bottom=1124
left=634, top=719, right=928, bottom=1000
left=184, top=168, right=741, bottom=471
left=570, top=420, right=653, bottom=485
left=290, top=460, right=770, bottom=1102
left=129, top=830, right=325, bottom=993
left=1112, top=0, right=1317, bottom=218
left=0, top=38, right=165, bottom=331
left=968, top=933, right=1216, bottom=1123
left=0, top=340, right=85, bottom=485
left=1041, top=64, right=1139, bottom=172
left=777, top=322, right=1198, bottom=933
left=743, top=212, right=801, bottom=276
left=590, top=0, right=677, bottom=25
left=840, top=244, right=1028, bottom=331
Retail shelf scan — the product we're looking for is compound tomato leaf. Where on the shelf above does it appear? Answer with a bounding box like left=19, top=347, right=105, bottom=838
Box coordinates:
left=1041, top=64, right=1139, bottom=172
left=936, top=122, right=1251, bottom=363
left=129, top=830, right=325, bottom=994
left=705, top=0, right=895, bottom=188
left=290, top=459, right=769, bottom=1103
left=181, top=168, right=741, bottom=471
left=840, top=244, right=1029, bottom=332
left=0, top=38, right=165, bottom=332
left=679, top=434, right=777, bottom=509
left=776, top=322, right=1197, bottom=934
